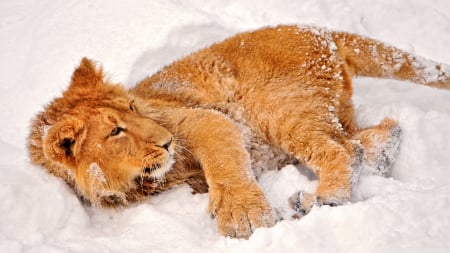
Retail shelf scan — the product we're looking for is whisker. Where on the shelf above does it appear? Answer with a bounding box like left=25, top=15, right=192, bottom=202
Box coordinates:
left=139, top=173, right=144, bottom=190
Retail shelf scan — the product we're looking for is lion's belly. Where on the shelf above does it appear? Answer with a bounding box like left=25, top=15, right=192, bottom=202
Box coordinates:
left=247, top=135, right=298, bottom=178
left=210, top=102, right=298, bottom=177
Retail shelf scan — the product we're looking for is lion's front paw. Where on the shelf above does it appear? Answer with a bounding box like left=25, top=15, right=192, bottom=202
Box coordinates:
left=209, top=183, right=275, bottom=239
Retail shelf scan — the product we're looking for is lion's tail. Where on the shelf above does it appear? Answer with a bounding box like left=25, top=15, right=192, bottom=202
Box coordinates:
left=332, top=32, right=450, bottom=90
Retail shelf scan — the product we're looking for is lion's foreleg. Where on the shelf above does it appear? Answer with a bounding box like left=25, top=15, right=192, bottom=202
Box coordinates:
left=172, top=108, right=275, bottom=238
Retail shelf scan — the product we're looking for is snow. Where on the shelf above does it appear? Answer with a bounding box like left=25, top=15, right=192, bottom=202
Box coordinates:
left=1, top=0, right=450, bottom=252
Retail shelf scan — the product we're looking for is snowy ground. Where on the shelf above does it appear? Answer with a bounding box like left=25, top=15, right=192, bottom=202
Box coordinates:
left=1, top=0, right=450, bottom=252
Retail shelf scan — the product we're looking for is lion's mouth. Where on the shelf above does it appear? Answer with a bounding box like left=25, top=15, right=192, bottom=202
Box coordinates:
left=140, top=140, right=176, bottom=180
left=143, top=165, right=160, bottom=174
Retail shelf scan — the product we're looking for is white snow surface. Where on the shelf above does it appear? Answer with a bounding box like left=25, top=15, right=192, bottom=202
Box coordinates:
left=1, top=1, right=450, bottom=252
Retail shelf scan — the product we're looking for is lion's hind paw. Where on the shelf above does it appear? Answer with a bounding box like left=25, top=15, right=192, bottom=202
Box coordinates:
left=289, top=191, right=350, bottom=218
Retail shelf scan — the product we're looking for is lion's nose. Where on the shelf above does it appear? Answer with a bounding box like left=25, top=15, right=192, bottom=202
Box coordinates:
left=162, top=137, right=172, bottom=151
left=158, top=137, right=173, bottom=151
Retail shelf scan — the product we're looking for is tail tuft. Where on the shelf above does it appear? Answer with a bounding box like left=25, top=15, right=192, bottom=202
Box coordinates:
left=333, top=32, right=450, bottom=90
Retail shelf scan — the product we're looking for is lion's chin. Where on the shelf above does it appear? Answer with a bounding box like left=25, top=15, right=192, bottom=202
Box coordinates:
left=142, top=158, right=175, bottom=180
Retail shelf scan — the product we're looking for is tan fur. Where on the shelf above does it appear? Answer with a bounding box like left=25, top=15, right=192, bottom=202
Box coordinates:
left=28, top=25, right=450, bottom=238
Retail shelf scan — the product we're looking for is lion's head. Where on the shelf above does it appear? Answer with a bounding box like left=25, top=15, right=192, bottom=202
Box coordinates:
left=28, top=58, right=176, bottom=207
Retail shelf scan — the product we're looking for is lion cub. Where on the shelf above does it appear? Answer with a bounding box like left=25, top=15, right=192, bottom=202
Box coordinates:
left=28, top=25, right=450, bottom=238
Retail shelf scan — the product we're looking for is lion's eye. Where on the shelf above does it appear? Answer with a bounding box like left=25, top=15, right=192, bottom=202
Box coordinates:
left=129, top=100, right=136, bottom=112
left=110, top=127, right=125, bottom=136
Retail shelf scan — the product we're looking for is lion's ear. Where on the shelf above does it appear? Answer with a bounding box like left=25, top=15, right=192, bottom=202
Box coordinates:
left=43, top=117, right=86, bottom=167
left=69, top=57, right=104, bottom=91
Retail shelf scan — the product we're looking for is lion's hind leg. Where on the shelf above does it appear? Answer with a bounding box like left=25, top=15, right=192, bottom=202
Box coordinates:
left=288, top=117, right=400, bottom=217
left=275, top=116, right=363, bottom=216
left=352, top=118, right=401, bottom=177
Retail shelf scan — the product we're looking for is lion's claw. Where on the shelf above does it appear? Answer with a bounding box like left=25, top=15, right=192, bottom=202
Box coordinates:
left=218, top=205, right=274, bottom=238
